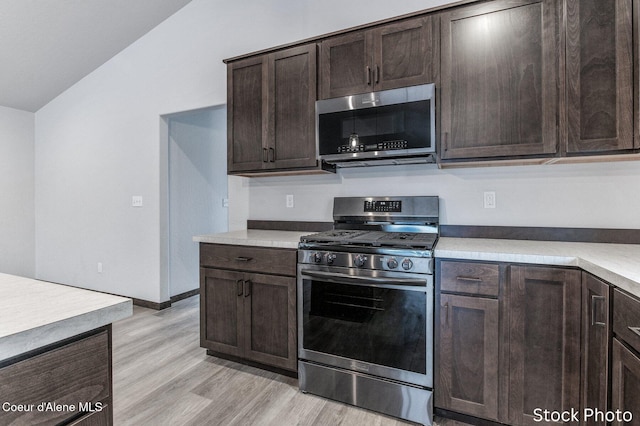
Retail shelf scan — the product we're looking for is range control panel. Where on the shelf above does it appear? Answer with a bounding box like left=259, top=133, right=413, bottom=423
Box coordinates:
left=364, top=200, right=402, bottom=213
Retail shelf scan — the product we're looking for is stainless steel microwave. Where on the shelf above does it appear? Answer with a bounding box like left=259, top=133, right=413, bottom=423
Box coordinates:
left=316, top=84, right=436, bottom=167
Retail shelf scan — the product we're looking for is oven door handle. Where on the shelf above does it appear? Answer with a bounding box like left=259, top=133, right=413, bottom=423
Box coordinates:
left=300, top=269, right=427, bottom=288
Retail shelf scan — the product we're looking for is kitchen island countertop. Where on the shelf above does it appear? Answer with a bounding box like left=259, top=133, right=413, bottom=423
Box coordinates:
left=0, top=273, right=132, bottom=361
left=436, top=237, right=640, bottom=299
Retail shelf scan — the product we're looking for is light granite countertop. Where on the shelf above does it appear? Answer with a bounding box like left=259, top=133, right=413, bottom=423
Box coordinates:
left=0, top=273, right=132, bottom=361
left=435, top=237, right=640, bottom=298
left=193, top=230, right=640, bottom=299
left=193, top=229, right=312, bottom=249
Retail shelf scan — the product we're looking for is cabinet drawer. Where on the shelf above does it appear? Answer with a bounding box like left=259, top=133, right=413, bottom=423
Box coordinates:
left=200, top=244, right=296, bottom=276
left=439, top=260, right=500, bottom=297
left=613, top=289, right=640, bottom=353
left=0, top=330, right=110, bottom=426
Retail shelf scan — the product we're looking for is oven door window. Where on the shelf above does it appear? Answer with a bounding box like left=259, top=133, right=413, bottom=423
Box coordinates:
left=302, top=277, right=427, bottom=374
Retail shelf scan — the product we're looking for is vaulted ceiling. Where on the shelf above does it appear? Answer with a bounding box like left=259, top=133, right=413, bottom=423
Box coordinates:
left=0, top=0, right=193, bottom=112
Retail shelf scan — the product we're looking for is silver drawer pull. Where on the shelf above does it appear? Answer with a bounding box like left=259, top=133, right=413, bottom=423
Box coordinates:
left=456, top=276, right=482, bottom=282
left=234, top=256, right=253, bottom=262
left=629, top=327, right=640, bottom=338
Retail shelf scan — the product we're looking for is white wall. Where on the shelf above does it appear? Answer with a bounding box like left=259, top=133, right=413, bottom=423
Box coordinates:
left=0, top=106, right=35, bottom=277
left=34, top=0, right=443, bottom=302
left=246, top=161, right=640, bottom=229
left=33, top=0, right=640, bottom=303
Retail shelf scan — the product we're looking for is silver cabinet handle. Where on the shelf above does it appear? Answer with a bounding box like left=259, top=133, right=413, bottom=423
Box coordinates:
left=591, top=295, right=606, bottom=327
left=444, top=302, right=450, bottom=326
left=629, top=326, right=640, bottom=338
left=456, top=276, right=482, bottom=282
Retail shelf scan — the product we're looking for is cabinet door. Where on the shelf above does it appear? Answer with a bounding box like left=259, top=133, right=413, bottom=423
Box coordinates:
left=440, top=0, right=560, bottom=160
left=243, top=273, right=297, bottom=371
left=508, top=266, right=581, bottom=425
left=566, top=0, right=633, bottom=153
left=372, top=16, right=435, bottom=92
left=319, top=30, right=372, bottom=99
left=611, top=339, right=640, bottom=425
left=581, top=273, right=611, bottom=425
left=267, top=44, right=318, bottom=170
left=436, top=294, right=499, bottom=421
left=227, top=56, right=267, bottom=172
left=200, top=268, right=245, bottom=357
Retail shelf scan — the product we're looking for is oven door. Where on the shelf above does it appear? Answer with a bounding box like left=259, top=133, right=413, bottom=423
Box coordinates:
left=297, top=264, right=433, bottom=388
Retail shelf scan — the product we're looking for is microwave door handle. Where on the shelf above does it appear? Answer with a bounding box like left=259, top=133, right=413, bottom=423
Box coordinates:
left=300, top=269, right=426, bottom=288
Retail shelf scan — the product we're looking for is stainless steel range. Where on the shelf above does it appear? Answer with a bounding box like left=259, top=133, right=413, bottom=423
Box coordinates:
left=297, top=196, right=438, bottom=426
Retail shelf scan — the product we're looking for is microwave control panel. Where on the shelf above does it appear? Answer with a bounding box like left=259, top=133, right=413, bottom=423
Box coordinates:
left=337, top=140, right=408, bottom=153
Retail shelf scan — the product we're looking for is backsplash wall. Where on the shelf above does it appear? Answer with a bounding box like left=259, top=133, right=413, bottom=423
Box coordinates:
left=245, top=160, right=640, bottom=229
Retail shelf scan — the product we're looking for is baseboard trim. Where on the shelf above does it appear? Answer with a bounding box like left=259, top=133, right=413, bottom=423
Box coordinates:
left=133, top=288, right=200, bottom=311
left=170, top=288, right=200, bottom=303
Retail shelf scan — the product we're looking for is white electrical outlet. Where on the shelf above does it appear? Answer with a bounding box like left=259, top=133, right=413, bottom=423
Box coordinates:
left=97, top=262, right=103, bottom=273
left=132, top=196, right=143, bottom=207
left=484, top=191, right=496, bottom=209
left=222, top=198, right=229, bottom=208
left=286, top=194, right=294, bottom=208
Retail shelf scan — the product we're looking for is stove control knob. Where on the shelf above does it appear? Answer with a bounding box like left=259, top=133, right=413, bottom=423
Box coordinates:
left=354, top=254, right=368, bottom=268
left=326, top=253, right=337, bottom=265
left=387, top=258, right=399, bottom=269
left=312, top=252, right=324, bottom=263
left=401, top=258, right=414, bottom=271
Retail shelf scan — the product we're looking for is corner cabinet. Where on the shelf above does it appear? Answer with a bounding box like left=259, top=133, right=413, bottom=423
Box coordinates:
left=439, top=0, right=561, bottom=160
left=227, top=44, right=319, bottom=175
left=319, top=15, right=436, bottom=99
left=581, top=273, right=611, bottom=425
left=199, top=244, right=297, bottom=372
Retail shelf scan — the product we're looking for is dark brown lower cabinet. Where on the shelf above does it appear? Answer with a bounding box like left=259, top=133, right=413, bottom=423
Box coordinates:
left=611, top=288, right=640, bottom=425
left=611, top=339, right=640, bottom=425
left=436, top=293, right=500, bottom=420
left=508, top=266, right=582, bottom=425
left=0, top=327, right=113, bottom=426
left=200, top=266, right=297, bottom=372
left=581, top=273, right=611, bottom=425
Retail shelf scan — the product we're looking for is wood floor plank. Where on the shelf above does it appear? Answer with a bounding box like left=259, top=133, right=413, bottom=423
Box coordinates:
left=111, top=295, right=464, bottom=426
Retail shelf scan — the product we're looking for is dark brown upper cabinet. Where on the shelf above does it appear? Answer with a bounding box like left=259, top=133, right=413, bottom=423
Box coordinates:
left=565, top=0, right=634, bottom=154
left=227, top=44, right=318, bottom=174
left=439, top=0, right=561, bottom=160
left=319, top=16, right=436, bottom=99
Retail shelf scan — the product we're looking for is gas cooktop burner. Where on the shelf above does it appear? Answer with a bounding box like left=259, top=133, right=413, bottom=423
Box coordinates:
left=300, top=230, right=438, bottom=250
left=299, top=196, right=440, bottom=256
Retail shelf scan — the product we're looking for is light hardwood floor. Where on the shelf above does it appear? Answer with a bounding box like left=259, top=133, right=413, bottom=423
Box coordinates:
left=111, top=295, right=467, bottom=426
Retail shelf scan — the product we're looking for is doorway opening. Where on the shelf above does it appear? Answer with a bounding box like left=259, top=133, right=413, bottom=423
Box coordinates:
left=161, top=105, right=228, bottom=301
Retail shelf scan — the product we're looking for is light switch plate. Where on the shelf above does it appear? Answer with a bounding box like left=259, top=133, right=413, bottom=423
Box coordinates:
left=132, top=196, right=143, bottom=207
